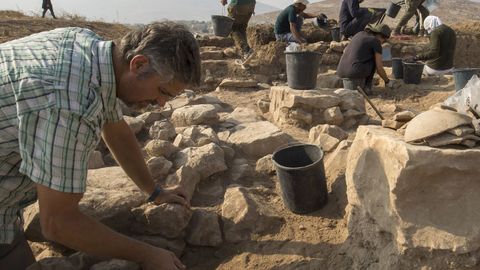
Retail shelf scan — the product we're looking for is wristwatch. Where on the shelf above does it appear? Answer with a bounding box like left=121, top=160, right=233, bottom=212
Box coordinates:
left=147, top=184, right=164, bottom=203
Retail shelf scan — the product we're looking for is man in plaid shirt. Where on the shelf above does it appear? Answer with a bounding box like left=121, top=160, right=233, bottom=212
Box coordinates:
left=0, top=21, right=200, bottom=270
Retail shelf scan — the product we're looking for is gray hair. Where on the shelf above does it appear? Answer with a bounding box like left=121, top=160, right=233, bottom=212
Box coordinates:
left=118, top=21, right=201, bottom=86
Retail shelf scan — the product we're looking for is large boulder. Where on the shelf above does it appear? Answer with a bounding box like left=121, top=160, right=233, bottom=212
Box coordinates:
left=25, top=167, right=148, bottom=242
left=171, top=104, right=219, bottom=127
left=224, top=121, right=290, bottom=159
left=173, top=143, right=227, bottom=179
left=221, top=185, right=283, bottom=243
left=347, top=126, right=480, bottom=254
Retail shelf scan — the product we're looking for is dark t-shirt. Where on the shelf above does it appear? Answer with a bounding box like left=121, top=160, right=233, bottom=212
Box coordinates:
left=230, top=0, right=256, bottom=5
left=337, top=31, right=382, bottom=78
left=274, top=5, right=298, bottom=35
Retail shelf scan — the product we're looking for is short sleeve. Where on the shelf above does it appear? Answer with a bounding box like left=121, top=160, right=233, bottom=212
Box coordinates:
left=103, top=97, right=123, bottom=124
left=18, top=108, right=99, bottom=194
left=372, top=39, right=382, bottom=55
left=288, top=7, right=298, bottom=23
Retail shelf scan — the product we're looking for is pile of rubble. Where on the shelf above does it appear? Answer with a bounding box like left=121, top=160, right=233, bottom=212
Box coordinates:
left=24, top=92, right=291, bottom=270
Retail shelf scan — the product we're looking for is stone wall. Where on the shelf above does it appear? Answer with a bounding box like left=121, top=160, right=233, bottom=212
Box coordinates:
left=269, top=86, right=367, bottom=129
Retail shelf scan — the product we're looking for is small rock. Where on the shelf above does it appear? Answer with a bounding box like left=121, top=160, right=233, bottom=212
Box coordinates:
left=393, top=111, right=416, bottom=122
left=382, top=119, right=406, bottom=130
left=173, top=125, right=219, bottom=148
left=137, top=111, right=164, bottom=127
left=173, top=143, right=227, bottom=179
left=165, top=166, right=200, bottom=201
left=123, top=116, right=145, bottom=134
left=88, top=151, right=105, bottom=169
left=255, top=154, right=276, bottom=175
left=147, top=157, right=172, bottom=181
left=257, top=99, right=270, bottom=114
left=309, top=124, right=348, bottom=152
left=323, top=106, right=344, bottom=126
left=171, top=104, right=219, bottom=127
left=225, top=107, right=262, bottom=124
left=299, top=225, right=306, bottom=230
left=144, top=140, right=178, bottom=158
left=149, top=120, right=176, bottom=141
left=289, top=108, right=312, bottom=125
left=186, top=210, right=223, bottom=247
left=219, top=78, right=258, bottom=88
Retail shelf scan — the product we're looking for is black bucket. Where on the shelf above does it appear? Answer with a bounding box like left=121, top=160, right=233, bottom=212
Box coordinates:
left=331, top=27, right=341, bottom=42
left=211, top=15, right=234, bottom=37
left=342, top=78, right=365, bottom=90
left=285, top=51, right=322, bottom=89
left=386, top=2, right=401, bottom=18
left=403, top=61, right=424, bottom=84
left=272, top=144, right=328, bottom=214
left=392, top=58, right=404, bottom=79
left=453, top=68, right=480, bottom=91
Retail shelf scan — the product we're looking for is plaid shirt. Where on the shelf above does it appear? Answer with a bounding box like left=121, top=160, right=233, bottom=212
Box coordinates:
left=0, top=27, right=122, bottom=244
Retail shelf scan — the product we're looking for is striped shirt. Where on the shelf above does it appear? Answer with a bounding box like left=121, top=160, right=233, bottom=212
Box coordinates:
left=0, top=27, right=122, bottom=244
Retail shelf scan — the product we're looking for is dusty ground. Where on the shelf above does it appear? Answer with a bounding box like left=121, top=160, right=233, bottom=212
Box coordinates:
left=0, top=10, right=465, bottom=270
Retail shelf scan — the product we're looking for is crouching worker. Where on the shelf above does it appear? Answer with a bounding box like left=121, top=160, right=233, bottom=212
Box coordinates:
left=337, top=24, right=393, bottom=94
left=274, top=0, right=321, bottom=44
left=413, top=16, right=456, bottom=76
left=339, top=0, right=373, bottom=39
left=0, top=22, right=201, bottom=270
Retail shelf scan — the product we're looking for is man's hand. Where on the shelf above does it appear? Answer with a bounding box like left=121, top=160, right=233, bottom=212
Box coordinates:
left=220, top=0, right=227, bottom=6
left=154, top=185, right=190, bottom=208
left=141, top=247, right=186, bottom=270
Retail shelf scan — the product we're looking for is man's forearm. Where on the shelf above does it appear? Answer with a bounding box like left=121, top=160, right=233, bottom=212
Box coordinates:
left=102, top=120, right=156, bottom=194
left=46, top=210, right=151, bottom=263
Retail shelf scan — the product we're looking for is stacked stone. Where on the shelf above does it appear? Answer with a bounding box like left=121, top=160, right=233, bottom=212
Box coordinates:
left=269, top=86, right=367, bottom=129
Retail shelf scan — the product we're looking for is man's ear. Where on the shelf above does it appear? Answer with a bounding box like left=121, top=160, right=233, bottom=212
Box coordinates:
left=129, top=55, right=150, bottom=74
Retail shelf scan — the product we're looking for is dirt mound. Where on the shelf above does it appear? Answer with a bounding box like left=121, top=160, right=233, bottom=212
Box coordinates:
left=0, top=11, right=130, bottom=43
left=247, top=23, right=275, bottom=48
left=452, top=21, right=480, bottom=38
left=248, top=41, right=287, bottom=75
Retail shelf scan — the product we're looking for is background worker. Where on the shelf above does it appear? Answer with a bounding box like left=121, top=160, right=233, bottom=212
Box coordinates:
left=221, top=0, right=256, bottom=58
left=339, top=0, right=372, bottom=39
left=274, top=0, right=320, bottom=44
left=0, top=22, right=201, bottom=270
left=393, top=0, right=429, bottom=36
left=41, top=0, right=57, bottom=19
left=413, top=16, right=456, bottom=76
left=337, top=24, right=393, bottom=94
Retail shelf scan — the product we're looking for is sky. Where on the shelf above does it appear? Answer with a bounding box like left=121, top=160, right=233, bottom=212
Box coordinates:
left=0, top=0, right=323, bottom=23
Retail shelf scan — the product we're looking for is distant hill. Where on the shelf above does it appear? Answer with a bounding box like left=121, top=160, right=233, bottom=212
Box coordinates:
left=252, top=0, right=480, bottom=25
left=155, top=0, right=279, bottom=21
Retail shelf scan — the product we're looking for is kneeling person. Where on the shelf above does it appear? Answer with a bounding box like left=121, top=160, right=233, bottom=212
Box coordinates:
left=274, top=0, right=320, bottom=43
left=337, top=24, right=392, bottom=94
left=414, top=16, right=456, bottom=76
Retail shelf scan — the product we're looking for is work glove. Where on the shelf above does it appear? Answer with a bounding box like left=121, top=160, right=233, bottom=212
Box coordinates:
left=368, top=8, right=376, bottom=15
